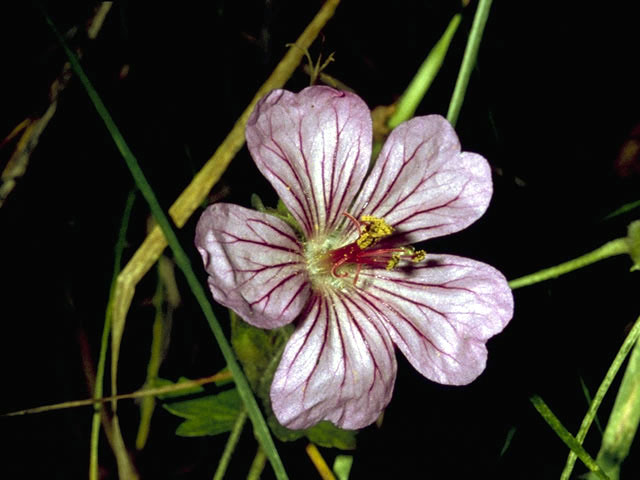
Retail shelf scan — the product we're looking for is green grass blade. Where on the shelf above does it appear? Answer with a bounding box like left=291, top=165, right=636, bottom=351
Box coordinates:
left=43, top=12, right=288, bottom=480
left=561, top=314, right=640, bottom=480
left=594, top=335, right=640, bottom=479
left=446, top=0, right=493, bottom=126
left=90, top=190, right=136, bottom=480
left=578, top=376, right=604, bottom=435
left=499, top=426, right=516, bottom=457
left=530, top=395, right=609, bottom=480
left=387, top=13, right=461, bottom=129
left=603, top=199, right=640, bottom=220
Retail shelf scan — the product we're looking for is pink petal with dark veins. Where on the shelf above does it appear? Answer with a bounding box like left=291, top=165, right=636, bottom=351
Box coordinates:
left=271, top=290, right=397, bottom=430
left=246, top=86, right=372, bottom=239
left=195, top=203, right=310, bottom=329
left=349, top=116, right=493, bottom=245
left=359, top=254, right=513, bottom=385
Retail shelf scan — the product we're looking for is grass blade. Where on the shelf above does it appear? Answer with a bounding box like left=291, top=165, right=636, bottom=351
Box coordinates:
left=530, top=395, right=609, bottom=480
left=561, top=314, right=640, bottom=479
left=446, top=0, right=493, bottom=126
left=387, top=13, right=461, bottom=128
left=43, top=11, right=288, bottom=479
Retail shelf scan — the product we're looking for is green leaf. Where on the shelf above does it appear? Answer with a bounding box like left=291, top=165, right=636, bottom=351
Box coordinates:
left=626, top=220, right=640, bottom=271
left=333, top=455, right=354, bottom=480
left=499, top=426, right=516, bottom=457
left=603, top=199, right=640, bottom=220
left=305, top=421, right=357, bottom=450
left=251, top=193, right=267, bottom=212
left=156, top=377, right=243, bottom=437
left=231, top=312, right=294, bottom=394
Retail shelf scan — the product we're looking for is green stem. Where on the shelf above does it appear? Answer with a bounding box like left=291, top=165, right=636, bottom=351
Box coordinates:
left=508, top=238, right=629, bottom=290
left=247, top=447, right=268, bottom=480
left=446, top=0, right=493, bottom=126
left=561, top=314, right=640, bottom=480
left=213, top=409, right=248, bottom=480
left=90, top=190, right=136, bottom=480
left=44, top=14, right=288, bottom=480
left=387, top=13, right=461, bottom=128
left=593, top=334, right=640, bottom=480
left=530, top=395, right=609, bottom=480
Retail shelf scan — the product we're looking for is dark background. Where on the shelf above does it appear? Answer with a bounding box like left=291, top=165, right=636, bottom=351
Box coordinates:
left=2, top=1, right=639, bottom=478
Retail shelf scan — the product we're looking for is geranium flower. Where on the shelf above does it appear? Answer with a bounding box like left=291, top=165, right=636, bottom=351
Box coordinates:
left=195, top=86, right=513, bottom=430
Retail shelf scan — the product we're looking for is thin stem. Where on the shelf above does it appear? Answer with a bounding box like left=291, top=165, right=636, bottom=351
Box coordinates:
left=508, top=238, right=629, bottom=290
left=305, top=443, right=336, bottom=480
left=446, top=0, right=494, bottom=126
left=89, top=190, right=135, bottom=480
left=560, top=314, right=640, bottom=480
left=4, top=372, right=232, bottom=417
left=44, top=14, right=288, bottom=479
left=213, top=409, right=248, bottom=480
left=247, top=447, right=267, bottom=480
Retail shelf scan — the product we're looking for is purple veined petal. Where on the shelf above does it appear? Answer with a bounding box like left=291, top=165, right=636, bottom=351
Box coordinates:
left=246, top=86, right=372, bottom=239
left=348, top=115, right=493, bottom=245
left=359, top=254, right=513, bottom=385
left=195, top=203, right=311, bottom=329
left=270, top=290, right=397, bottom=430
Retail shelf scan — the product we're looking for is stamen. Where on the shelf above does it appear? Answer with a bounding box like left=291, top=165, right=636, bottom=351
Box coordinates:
left=356, top=215, right=394, bottom=249
left=411, top=249, right=427, bottom=262
left=320, top=212, right=426, bottom=288
left=356, top=232, right=374, bottom=249
left=360, top=215, right=394, bottom=239
left=386, top=253, right=402, bottom=270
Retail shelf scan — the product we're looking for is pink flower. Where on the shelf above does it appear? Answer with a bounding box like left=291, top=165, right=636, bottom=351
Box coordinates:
left=195, top=86, right=513, bottom=430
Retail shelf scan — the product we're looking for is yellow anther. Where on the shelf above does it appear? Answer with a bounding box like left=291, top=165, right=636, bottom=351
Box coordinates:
left=356, top=232, right=375, bottom=249
left=386, top=253, right=402, bottom=270
left=411, top=249, right=427, bottom=262
left=360, top=215, right=394, bottom=239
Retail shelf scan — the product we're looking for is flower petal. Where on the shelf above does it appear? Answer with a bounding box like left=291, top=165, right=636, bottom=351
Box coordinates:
left=359, top=254, right=513, bottom=385
left=195, top=203, right=311, bottom=329
left=246, top=86, right=372, bottom=238
left=349, top=115, right=492, bottom=244
left=271, top=291, right=397, bottom=430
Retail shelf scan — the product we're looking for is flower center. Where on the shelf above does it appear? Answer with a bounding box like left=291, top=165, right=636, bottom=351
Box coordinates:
left=305, top=213, right=426, bottom=290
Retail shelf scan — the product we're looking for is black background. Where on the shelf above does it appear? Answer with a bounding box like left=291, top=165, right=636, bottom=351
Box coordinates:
left=2, top=1, right=639, bottom=478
